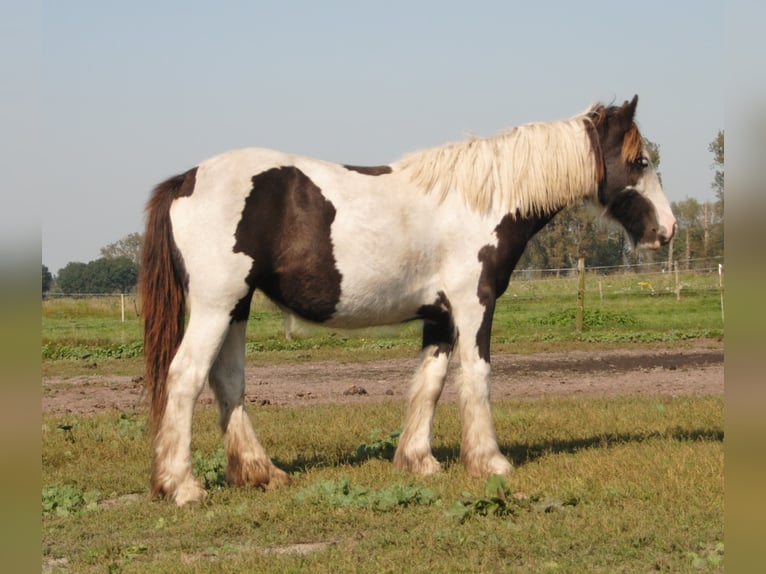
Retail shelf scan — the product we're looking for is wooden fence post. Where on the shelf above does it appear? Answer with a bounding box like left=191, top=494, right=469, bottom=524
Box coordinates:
left=718, top=263, right=724, bottom=322
left=598, top=276, right=603, bottom=303
left=576, top=257, right=585, bottom=333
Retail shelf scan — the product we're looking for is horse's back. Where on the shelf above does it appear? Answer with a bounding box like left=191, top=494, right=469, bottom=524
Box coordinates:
left=166, top=147, right=443, bottom=326
left=164, top=146, right=507, bottom=329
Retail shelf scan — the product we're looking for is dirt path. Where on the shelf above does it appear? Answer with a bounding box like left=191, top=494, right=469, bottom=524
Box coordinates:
left=43, top=342, right=723, bottom=416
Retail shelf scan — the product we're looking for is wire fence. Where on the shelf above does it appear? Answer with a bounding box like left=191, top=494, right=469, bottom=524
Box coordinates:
left=42, top=256, right=725, bottom=324
left=510, top=256, right=723, bottom=279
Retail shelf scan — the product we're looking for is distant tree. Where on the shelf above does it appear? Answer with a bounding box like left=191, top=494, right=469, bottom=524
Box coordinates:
left=519, top=206, right=580, bottom=273
left=56, top=257, right=139, bottom=294
left=672, top=198, right=703, bottom=266
left=57, top=262, right=90, bottom=294
left=42, top=264, right=53, bottom=294
left=709, top=130, right=724, bottom=210
left=708, top=130, right=725, bottom=258
left=706, top=200, right=724, bottom=259
left=643, top=137, right=662, bottom=183
left=100, top=232, right=144, bottom=266
left=98, top=256, right=138, bottom=293
left=585, top=220, right=631, bottom=268
left=518, top=203, right=621, bottom=272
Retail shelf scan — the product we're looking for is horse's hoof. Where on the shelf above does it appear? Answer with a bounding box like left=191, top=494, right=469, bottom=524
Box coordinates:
left=174, top=478, right=208, bottom=506
left=227, top=457, right=291, bottom=489
left=265, top=465, right=291, bottom=489
left=486, top=455, right=514, bottom=477
left=463, top=452, right=514, bottom=478
left=393, top=450, right=442, bottom=476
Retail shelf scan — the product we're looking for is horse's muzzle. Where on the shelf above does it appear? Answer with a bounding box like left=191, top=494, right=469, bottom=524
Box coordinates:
left=658, top=221, right=677, bottom=246
left=639, top=221, right=676, bottom=250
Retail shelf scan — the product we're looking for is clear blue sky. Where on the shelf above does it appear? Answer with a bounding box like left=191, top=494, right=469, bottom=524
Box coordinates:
left=16, top=1, right=728, bottom=273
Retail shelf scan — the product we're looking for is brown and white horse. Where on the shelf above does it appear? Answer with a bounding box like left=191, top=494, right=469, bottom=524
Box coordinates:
left=140, top=95, right=675, bottom=505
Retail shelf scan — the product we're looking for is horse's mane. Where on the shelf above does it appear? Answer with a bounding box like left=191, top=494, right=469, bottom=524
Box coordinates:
left=396, top=105, right=611, bottom=216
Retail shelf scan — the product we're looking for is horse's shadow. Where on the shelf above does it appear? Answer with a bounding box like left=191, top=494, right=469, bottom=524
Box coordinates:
left=501, top=427, right=723, bottom=467
left=275, top=427, right=723, bottom=475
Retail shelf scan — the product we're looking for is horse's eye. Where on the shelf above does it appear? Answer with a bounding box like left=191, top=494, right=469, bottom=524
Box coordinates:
left=635, top=157, right=649, bottom=168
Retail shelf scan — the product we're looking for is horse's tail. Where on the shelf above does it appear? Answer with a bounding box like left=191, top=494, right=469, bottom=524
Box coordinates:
left=139, top=168, right=196, bottom=431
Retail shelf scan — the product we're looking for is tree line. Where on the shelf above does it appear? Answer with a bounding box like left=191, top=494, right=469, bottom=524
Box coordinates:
left=518, top=196, right=723, bottom=273
left=43, top=233, right=142, bottom=295
left=43, top=131, right=723, bottom=295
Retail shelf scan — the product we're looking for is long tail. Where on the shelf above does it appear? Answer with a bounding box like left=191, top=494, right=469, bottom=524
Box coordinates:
left=139, top=168, right=196, bottom=431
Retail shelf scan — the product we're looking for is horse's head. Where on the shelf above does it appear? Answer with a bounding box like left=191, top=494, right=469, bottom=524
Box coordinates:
left=588, top=95, right=676, bottom=249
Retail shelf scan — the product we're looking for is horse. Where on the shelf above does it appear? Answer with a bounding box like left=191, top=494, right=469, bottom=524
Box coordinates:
left=140, top=95, right=676, bottom=505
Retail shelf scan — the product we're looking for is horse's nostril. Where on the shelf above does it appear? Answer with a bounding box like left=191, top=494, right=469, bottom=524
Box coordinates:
left=665, top=222, right=677, bottom=243
left=657, top=223, right=676, bottom=245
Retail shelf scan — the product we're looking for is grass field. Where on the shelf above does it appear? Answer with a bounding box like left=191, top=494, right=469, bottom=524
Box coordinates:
left=42, top=268, right=724, bottom=368
left=42, top=397, right=723, bottom=573
left=42, top=270, right=724, bottom=572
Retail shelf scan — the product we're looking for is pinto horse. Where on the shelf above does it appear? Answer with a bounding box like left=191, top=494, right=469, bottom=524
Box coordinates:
left=140, top=95, right=676, bottom=505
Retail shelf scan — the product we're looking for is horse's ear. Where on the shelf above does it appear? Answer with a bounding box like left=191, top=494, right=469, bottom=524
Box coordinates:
left=627, top=94, right=638, bottom=116
left=615, top=95, right=639, bottom=128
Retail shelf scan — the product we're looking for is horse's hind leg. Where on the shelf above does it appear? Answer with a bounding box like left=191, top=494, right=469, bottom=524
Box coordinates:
left=209, top=319, right=290, bottom=490
left=394, top=315, right=454, bottom=475
left=152, top=309, right=231, bottom=505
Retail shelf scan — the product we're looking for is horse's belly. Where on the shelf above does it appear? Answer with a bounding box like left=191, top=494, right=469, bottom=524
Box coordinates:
left=328, top=277, right=433, bottom=328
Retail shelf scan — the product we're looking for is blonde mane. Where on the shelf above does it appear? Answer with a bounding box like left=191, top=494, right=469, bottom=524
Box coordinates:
left=395, top=109, right=602, bottom=216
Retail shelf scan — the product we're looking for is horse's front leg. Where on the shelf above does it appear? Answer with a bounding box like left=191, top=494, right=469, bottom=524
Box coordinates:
left=393, top=349, right=451, bottom=475
left=394, top=310, right=454, bottom=475
left=454, top=300, right=513, bottom=477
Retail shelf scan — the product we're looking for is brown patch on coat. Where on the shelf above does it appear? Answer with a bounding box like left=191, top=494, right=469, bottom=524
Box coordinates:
left=343, top=164, right=393, bottom=176
left=474, top=212, right=557, bottom=361
left=605, top=189, right=658, bottom=246
left=232, top=166, right=343, bottom=323
left=416, top=291, right=455, bottom=357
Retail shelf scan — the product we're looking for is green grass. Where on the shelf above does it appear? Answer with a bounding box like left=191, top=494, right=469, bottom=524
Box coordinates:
left=42, top=395, right=723, bottom=573
left=494, top=270, right=723, bottom=345
left=41, top=272, right=724, bottom=571
left=42, top=270, right=724, bottom=372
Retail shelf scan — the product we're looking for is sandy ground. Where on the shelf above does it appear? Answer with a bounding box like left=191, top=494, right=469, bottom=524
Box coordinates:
left=43, top=341, right=723, bottom=415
